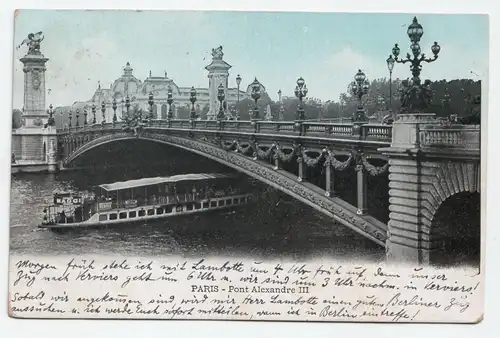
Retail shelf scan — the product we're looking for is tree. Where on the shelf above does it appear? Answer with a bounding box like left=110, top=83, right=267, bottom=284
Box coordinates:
left=338, top=77, right=481, bottom=120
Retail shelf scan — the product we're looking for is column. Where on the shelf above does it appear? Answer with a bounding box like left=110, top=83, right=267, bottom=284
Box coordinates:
left=325, top=165, right=336, bottom=197
left=356, top=164, right=368, bottom=215
left=297, top=157, right=305, bottom=182
left=273, top=151, right=281, bottom=170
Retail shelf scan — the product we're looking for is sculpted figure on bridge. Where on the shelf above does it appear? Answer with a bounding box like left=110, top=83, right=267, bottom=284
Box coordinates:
left=18, top=31, right=44, bottom=54
left=211, top=46, right=223, bottom=60
left=121, top=105, right=147, bottom=136
left=400, top=78, right=433, bottom=113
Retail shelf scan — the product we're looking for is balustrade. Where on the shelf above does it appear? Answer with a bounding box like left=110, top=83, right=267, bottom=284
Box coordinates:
left=419, top=125, right=480, bottom=150
left=62, top=119, right=392, bottom=142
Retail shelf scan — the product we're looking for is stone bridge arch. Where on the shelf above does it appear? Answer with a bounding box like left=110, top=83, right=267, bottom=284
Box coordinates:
left=63, top=131, right=387, bottom=246
left=387, top=159, right=481, bottom=264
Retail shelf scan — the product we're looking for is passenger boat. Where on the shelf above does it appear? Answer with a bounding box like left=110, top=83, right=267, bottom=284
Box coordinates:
left=39, top=173, right=255, bottom=230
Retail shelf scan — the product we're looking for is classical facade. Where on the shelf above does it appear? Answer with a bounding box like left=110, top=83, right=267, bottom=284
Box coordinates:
left=63, top=46, right=266, bottom=123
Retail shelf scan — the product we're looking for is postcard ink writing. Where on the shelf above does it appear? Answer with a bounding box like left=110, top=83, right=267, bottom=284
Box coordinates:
left=9, top=257, right=481, bottom=321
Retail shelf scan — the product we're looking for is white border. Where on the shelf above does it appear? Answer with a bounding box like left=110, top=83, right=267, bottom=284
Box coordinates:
left=1, top=0, right=499, bottom=336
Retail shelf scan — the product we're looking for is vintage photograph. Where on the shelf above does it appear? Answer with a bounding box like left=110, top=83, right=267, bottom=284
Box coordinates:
left=8, top=10, right=486, bottom=322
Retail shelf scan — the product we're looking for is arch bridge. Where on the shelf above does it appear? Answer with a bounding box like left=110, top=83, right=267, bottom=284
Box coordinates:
left=55, top=115, right=481, bottom=265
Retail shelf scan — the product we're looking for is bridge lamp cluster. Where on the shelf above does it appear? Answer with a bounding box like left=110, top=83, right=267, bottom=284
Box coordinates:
left=167, top=86, right=174, bottom=119
left=125, top=96, right=131, bottom=116
left=250, top=78, right=261, bottom=120
left=351, top=69, right=370, bottom=123
left=294, top=77, right=308, bottom=120
left=148, top=92, right=155, bottom=119
left=101, top=101, right=106, bottom=123
left=390, top=16, right=441, bottom=113
left=190, top=86, right=198, bottom=120
left=236, top=74, right=242, bottom=104
left=217, top=83, right=225, bottom=120
left=112, top=98, right=118, bottom=123
left=91, top=104, right=97, bottom=124
left=75, top=109, right=80, bottom=127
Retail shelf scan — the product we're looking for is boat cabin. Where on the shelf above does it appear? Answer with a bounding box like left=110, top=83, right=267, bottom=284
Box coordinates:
left=41, top=172, right=254, bottom=228
left=94, top=173, right=243, bottom=211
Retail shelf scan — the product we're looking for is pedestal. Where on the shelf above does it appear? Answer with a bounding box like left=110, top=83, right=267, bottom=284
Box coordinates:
left=11, top=49, right=57, bottom=173
left=20, top=52, right=49, bottom=128
left=379, top=113, right=440, bottom=265
left=12, top=126, right=58, bottom=173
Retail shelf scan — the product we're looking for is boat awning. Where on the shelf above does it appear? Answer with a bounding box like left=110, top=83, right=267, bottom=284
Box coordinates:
left=97, top=173, right=236, bottom=192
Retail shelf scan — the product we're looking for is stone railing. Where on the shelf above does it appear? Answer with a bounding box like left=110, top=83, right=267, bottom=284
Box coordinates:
left=419, top=124, right=480, bottom=151
left=56, top=119, right=393, bottom=142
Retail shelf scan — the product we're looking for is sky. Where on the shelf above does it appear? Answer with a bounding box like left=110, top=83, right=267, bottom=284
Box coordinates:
left=11, top=10, right=489, bottom=108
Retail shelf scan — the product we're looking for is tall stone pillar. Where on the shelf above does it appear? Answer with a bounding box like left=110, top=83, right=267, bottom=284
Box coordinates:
left=380, top=113, right=440, bottom=264
left=205, top=46, right=231, bottom=120
left=12, top=32, right=58, bottom=173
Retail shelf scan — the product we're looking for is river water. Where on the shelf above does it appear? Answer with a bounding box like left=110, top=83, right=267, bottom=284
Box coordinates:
left=9, top=169, right=385, bottom=262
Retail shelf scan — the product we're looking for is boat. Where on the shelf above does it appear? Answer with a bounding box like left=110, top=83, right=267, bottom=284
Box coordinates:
left=39, top=173, right=255, bottom=230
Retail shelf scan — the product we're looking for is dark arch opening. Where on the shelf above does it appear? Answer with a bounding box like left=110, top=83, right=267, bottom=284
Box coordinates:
left=430, top=191, right=480, bottom=267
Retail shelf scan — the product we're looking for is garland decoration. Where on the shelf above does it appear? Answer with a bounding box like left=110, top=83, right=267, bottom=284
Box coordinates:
left=361, top=155, right=389, bottom=176
left=301, top=148, right=325, bottom=168
left=324, top=150, right=353, bottom=171
left=255, top=143, right=276, bottom=160
left=235, top=141, right=254, bottom=155
left=274, top=144, right=296, bottom=163
left=220, top=140, right=236, bottom=151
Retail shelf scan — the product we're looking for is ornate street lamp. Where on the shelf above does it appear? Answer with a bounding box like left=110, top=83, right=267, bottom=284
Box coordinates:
left=278, top=89, right=284, bottom=121
left=217, top=84, right=225, bottom=120
left=391, top=16, right=441, bottom=113
left=250, top=78, right=261, bottom=120
left=167, top=85, right=174, bottom=119
left=148, top=92, right=155, bottom=119
left=351, top=69, right=370, bottom=122
left=125, top=96, right=131, bottom=117
left=75, top=109, right=80, bottom=127
left=83, top=108, right=88, bottom=126
left=91, top=104, right=97, bottom=124
left=101, top=101, right=106, bottom=124
left=190, top=86, right=198, bottom=120
left=386, top=55, right=395, bottom=120
left=59, top=106, right=64, bottom=128
left=47, top=104, right=55, bottom=126
left=112, top=98, right=117, bottom=124
left=236, top=74, right=242, bottom=103
left=68, top=110, right=73, bottom=128
left=294, top=77, right=308, bottom=120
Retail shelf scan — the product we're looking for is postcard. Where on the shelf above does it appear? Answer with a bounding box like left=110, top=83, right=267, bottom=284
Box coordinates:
left=9, top=10, right=487, bottom=322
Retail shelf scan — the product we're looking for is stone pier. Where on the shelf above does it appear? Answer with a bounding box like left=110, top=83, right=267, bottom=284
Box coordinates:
left=381, top=113, right=481, bottom=264
left=11, top=33, right=57, bottom=173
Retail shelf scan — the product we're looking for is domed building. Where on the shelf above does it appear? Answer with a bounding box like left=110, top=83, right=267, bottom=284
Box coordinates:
left=61, top=47, right=266, bottom=124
